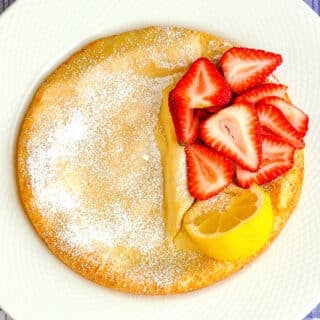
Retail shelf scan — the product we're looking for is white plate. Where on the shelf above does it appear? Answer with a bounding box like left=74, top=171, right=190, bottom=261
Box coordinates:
left=0, top=0, right=320, bottom=319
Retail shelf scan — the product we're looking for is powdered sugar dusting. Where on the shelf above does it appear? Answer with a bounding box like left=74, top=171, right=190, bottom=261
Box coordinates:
left=25, top=61, right=192, bottom=286
left=20, top=27, right=230, bottom=290
left=208, top=39, right=232, bottom=63
left=63, top=202, right=165, bottom=254
left=27, top=109, right=89, bottom=213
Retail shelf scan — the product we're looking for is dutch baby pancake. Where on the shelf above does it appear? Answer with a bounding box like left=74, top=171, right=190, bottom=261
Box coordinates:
left=17, top=26, right=306, bottom=294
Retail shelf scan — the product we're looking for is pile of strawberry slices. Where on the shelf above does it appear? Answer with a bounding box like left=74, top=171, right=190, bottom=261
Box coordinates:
left=169, top=47, right=309, bottom=200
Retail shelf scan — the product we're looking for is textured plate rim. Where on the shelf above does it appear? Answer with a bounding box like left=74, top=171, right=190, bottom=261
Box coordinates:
left=0, top=0, right=320, bottom=319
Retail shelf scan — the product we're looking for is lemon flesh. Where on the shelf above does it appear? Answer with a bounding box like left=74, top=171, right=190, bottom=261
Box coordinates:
left=183, top=184, right=273, bottom=260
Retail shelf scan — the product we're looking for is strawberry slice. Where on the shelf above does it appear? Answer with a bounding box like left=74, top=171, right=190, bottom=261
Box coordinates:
left=236, top=135, right=295, bottom=188
left=206, top=105, right=227, bottom=113
left=220, top=47, right=283, bottom=93
left=185, top=143, right=234, bottom=200
left=256, top=104, right=305, bottom=149
left=234, top=83, right=288, bottom=104
left=171, top=57, right=232, bottom=109
left=169, top=91, right=200, bottom=144
left=257, top=96, right=309, bottom=137
left=200, top=102, right=261, bottom=171
left=259, top=126, right=283, bottom=140
left=258, top=127, right=293, bottom=146
left=195, top=108, right=212, bottom=121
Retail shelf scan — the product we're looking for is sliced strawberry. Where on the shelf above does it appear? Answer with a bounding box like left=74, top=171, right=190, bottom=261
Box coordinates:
left=234, top=83, right=287, bottom=104
left=168, top=91, right=200, bottom=145
left=195, top=108, right=212, bottom=121
left=171, top=57, right=232, bottom=109
left=236, top=135, right=295, bottom=188
left=185, top=143, right=234, bottom=200
left=257, top=96, right=309, bottom=137
left=259, top=126, right=294, bottom=146
left=259, top=126, right=275, bottom=137
left=220, top=47, right=283, bottom=93
left=206, top=105, right=227, bottom=113
left=200, top=102, right=261, bottom=171
left=258, top=126, right=285, bottom=141
left=256, top=104, right=305, bottom=149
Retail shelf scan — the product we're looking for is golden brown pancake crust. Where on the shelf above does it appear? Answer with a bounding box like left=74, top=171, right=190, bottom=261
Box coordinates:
left=16, top=26, right=303, bottom=294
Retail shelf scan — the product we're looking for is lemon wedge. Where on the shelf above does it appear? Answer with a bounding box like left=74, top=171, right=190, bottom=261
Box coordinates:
left=183, top=184, right=273, bottom=260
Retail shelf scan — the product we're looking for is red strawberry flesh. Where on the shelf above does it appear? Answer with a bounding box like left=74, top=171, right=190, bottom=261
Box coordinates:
left=185, top=143, right=234, bottom=200
left=234, top=83, right=287, bottom=104
left=169, top=91, right=200, bottom=145
left=200, top=102, right=261, bottom=171
left=256, top=104, right=305, bottom=149
left=236, top=135, right=295, bottom=188
left=171, top=57, right=232, bottom=109
left=257, top=96, right=309, bottom=137
left=220, top=47, right=283, bottom=93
